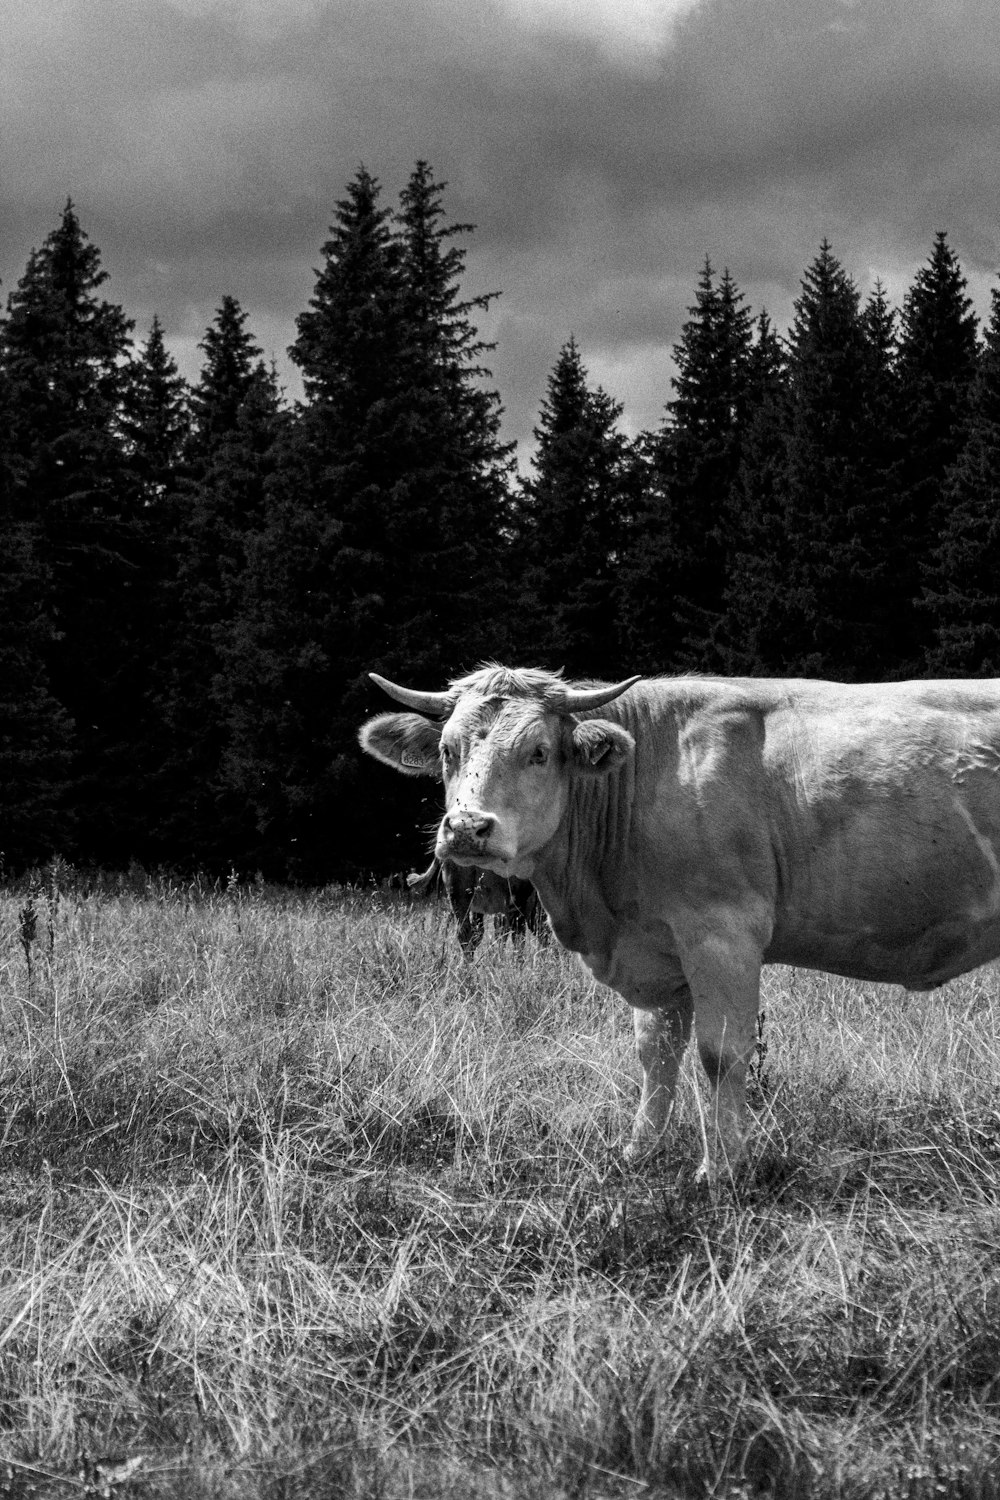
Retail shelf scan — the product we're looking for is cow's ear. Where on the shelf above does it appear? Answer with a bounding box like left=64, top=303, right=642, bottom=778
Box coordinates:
left=358, top=713, right=443, bottom=778
left=568, top=718, right=634, bottom=775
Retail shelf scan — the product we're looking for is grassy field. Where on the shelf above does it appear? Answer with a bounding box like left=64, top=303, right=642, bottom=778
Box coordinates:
left=3, top=867, right=1000, bottom=1498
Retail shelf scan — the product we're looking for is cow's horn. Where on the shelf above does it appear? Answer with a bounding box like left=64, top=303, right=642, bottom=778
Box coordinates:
left=369, top=673, right=452, bottom=716
left=561, top=676, right=642, bottom=712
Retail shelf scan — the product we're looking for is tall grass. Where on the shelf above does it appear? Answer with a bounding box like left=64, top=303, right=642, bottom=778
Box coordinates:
left=2, top=869, right=1000, bottom=1497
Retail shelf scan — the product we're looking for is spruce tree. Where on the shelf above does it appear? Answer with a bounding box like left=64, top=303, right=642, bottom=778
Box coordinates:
left=512, top=337, right=633, bottom=679
left=778, top=242, right=889, bottom=680
left=894, top=232, right=979, bottom=674
left=925, top=287, right=1000, bottom=675
left=621, top=263, right=754, bottom=671
left=187, top=295, right=269, bottom=469
left=221, top=169, right=399, bottom=877
left=0, top=326, right=74, bottom=868
left=861, top=279, right=900, bottom=461
left=0, top=522, right=75, bottom=869
left=111, top=318, right=196, bottom=856
left=717, top=311, right=791, bottom=674
left=859, top=279, right=906, bottom=675
left=862, top=279, right=898, bottom=391
left=222, top=164, right=512, bottom=877
left=157, top=302, right=284, bottom=866
left=393, top=161, right=513, bottom=675
left=2, top=202, right=142, bottom=861
left=125, top=316, right=190, bottom=504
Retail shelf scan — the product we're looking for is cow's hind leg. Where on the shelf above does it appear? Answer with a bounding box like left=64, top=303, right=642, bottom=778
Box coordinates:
left=625, top=977, right=693, bottom=1161
left=456, top=911, right=485, bottom=960
left=495, top=908, right=527, bottom=946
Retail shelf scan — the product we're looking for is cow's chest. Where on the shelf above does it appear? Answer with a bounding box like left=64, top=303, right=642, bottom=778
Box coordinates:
left=577, top=922, right=686, bottom=1007
left=539, top=873, right=685, bottom=1005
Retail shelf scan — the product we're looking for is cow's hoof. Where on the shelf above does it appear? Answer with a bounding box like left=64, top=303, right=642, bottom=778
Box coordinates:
left=623, top=1136, right=667, bottom=1166
left=692, top=1159, right=716, bottom=1191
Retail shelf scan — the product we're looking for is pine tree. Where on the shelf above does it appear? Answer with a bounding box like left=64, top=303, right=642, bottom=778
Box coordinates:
left=512, top=337, right=633, bottom=679
left=925, top=287, right=1000, bottom=675
left=621, top=263, right=755, bottom=671
left=778, top=242, right=889, bottom=680
left=894, top=232, right=979, bottom=674
left=1, top=202, right=142, bottom=861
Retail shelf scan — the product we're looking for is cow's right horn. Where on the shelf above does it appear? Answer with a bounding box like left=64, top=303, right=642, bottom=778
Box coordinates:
left=369, top=673, right=452, bottom=716
left=561, top=676, right=642, bottom=712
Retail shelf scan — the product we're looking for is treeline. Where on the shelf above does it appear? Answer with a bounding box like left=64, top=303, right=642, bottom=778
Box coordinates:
left=3, top=162, right=1000, bottom=878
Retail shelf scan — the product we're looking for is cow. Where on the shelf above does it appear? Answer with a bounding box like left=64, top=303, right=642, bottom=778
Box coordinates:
left=407, top=856, right=546, bottom=958
left=359, top=664, right=1000, bottom=1178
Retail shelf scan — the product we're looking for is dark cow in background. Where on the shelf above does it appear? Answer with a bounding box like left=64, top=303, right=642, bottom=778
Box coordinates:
left=408, top=856, right=546, bottom=958
left=361, top=663, right=1000, bottom=1180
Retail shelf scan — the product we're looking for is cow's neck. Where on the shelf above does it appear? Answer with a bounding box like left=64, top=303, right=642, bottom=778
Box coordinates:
left=530, top=751, right=637, bottom=960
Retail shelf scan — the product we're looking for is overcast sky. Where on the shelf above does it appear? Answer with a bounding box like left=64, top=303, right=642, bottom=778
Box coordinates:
left=3, top=0, right=1000, bottom=460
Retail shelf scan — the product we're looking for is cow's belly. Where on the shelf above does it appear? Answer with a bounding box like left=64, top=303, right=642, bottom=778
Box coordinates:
left=763, top=777, right=1000, bottom=987
left=766, top=908, right=1000, bottom=990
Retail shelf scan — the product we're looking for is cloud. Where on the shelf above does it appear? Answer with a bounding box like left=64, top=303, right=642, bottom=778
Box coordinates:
left=497, top=0, right=701, bottom=58
left=2, top=0, right=999, bottom=454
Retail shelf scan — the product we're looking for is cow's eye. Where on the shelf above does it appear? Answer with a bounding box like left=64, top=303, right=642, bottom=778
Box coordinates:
left=529, top=745, right=549, bottom=766
left=441, top=744, right=453, bottom=768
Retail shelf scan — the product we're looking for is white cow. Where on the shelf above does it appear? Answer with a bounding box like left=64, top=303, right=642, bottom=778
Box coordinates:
left=361, top=664, right=1000, bottom=1175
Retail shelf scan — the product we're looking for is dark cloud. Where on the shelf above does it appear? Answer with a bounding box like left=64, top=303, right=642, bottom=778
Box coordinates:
left=3, top=0, right=1000, bottom=453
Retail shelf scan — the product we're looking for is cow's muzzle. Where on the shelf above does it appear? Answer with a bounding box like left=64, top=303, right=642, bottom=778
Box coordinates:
left=438, top=809, right=498, bottom=860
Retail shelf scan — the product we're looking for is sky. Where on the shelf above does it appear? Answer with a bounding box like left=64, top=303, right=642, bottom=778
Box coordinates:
left=3, top=0, right=1000, bottom=461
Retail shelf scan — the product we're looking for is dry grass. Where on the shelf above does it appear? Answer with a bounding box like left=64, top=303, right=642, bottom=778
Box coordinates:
left=3, top=867, right=1000, bottom=1497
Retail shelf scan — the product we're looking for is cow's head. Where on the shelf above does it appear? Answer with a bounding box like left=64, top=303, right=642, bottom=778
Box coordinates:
left=359, top=665, right=639, bottom=875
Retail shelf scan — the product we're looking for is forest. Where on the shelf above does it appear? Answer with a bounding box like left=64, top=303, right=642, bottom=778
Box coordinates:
left=3, top=161, right=999, bottom=881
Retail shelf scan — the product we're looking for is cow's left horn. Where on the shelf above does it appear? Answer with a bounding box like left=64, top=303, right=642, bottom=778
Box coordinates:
left=369, top=673, right=452, bottom=716
left=561, top=676, right=642, bottom=712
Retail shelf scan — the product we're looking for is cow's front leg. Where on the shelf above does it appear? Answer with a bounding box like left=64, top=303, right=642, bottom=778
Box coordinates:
left=682, top=927, right=764, bottom=1179
left=625, top=980, right=693, bottom=1160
